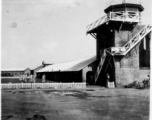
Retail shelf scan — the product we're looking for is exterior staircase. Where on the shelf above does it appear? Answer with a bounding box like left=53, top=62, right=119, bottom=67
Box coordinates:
left=95, top=24, right=152, bottom=83
left=95, top=50, right=106, bottom=83
left=106, top=24, right=152, bottom=56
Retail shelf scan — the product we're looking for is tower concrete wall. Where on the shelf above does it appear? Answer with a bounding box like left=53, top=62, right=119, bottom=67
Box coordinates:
left=114, top=25, right=150, bottom=87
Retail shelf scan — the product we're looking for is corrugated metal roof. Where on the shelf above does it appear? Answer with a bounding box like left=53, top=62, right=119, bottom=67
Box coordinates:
left=33, top=65, right=44, bottom=71
left=37, top=56, right=96, bottom=72
left=33, top=64, right=52, bottom=71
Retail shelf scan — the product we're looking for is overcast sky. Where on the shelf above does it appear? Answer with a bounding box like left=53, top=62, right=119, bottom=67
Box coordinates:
left=2, top=0, right=151, bottom=69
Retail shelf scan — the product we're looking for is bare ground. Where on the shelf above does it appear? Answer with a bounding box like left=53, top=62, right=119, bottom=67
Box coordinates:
left=2, top=87, right=150, bottom=120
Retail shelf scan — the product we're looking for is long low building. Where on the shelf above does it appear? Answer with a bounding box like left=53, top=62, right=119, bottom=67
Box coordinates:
left=37, top=56, right=97, bottom=84
left=1, top=68, right=31, bottom=77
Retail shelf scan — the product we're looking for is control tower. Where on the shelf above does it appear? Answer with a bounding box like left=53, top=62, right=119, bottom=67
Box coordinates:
left=86, top=0, right=152, bottom=87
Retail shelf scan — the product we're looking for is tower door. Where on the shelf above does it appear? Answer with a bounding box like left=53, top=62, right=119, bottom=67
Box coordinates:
left=97, top=55, right=115, bottom=87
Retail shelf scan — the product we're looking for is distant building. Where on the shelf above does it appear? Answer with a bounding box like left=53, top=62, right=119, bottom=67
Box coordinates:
left=31, top=61, right=52, bottom=77
left=37, top=56, right=97, bottom=84
left=1, top=68, right=31, bottom=77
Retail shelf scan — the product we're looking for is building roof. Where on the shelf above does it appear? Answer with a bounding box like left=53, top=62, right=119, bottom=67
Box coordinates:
left=32, top=62, right=53, bottom=71
left=104, top=3, right=144, bottom=13
left=37, top=56, right=96, bottom=72
left=33, top=65, right=44, bottom=71
left=1, top=68, right=30, bottom=72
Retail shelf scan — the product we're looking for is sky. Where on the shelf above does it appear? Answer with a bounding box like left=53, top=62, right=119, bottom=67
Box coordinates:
left=1, top=0, right=152, bottom=69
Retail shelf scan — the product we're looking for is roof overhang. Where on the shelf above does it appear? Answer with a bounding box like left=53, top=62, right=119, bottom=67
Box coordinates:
left=104, top=3, right=144, bottom=13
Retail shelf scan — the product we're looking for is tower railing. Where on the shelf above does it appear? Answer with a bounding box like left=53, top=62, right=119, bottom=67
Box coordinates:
left=105, top=24, right=152, bottom=56
left=86, top=11, right=141, bottom=33
left=110, top=11, right=140, bottom=22
left=105, top=47, right=126, bottom=55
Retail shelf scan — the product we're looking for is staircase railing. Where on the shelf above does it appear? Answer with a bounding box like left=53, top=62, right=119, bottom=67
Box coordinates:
left=86, top=11, right=141, bottom=34
left=123, top=24, right=152, bottom=55
left=105, top=24, right=152, bottom=56
left=95, top=50, right=106, bottom=83
left=86, top=15, right=108, bottom=33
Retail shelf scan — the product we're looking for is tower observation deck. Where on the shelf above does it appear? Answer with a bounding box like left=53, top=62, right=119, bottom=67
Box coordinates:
left=86, top=0, right=152, bottom=87
left=87, top=0, right=144, bottom=34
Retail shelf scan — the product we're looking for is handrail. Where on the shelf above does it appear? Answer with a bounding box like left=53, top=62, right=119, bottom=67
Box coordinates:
left=95, top=50, right=106, bottom=83
left=123, top=24, right=152, bottom=55
left=86, top=15, right=107, bottom=33
left=105, top=24, right=152, bottom=55
left=87, top=11, right=141, bottom=33
left=105, top=47, right=126, bottom=56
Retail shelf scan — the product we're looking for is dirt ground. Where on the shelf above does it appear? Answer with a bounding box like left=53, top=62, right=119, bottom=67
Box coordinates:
left=2, top=86, right=150, bottom=120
